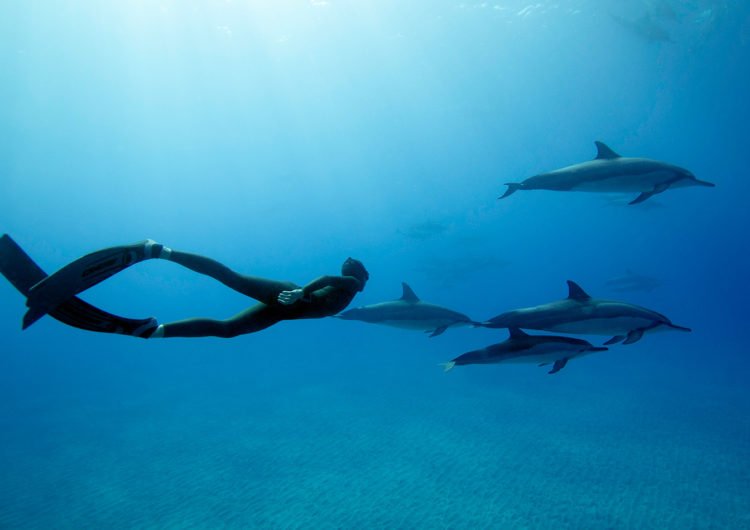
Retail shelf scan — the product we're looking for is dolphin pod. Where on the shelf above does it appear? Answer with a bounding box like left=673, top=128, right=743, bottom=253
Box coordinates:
left=500, top=141, right=714, bottom=205
left=339, top=278, right=689, bottom=375
left=339, top=140, right=702, bottom=374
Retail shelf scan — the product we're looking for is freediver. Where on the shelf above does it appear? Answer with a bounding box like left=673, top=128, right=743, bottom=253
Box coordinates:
left=11, top=238, right=369, bottom=339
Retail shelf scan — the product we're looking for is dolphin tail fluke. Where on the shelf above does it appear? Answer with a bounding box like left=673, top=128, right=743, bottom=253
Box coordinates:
left=440, top=362, right=456, bottom=372
left=498, top=183, right=522, bottom=199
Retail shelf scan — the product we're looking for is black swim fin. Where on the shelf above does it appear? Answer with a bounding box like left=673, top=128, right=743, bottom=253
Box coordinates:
left=24, top=239, right=163, bottom=329
left=1, top=234, right=157, bottom=336
left=22, top=306, right=47, bottom=330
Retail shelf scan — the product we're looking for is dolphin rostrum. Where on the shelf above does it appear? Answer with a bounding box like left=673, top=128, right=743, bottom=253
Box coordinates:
left=337, top=282, right=479, bottom=337
left=499, top=141, right=714, bottom=205
left=442, top=328, right=608, bottom=374
left=482, top=280, right=691, bottom=345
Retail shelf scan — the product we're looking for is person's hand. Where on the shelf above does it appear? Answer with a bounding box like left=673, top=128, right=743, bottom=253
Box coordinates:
left=278, top=288, right=304, bottom=305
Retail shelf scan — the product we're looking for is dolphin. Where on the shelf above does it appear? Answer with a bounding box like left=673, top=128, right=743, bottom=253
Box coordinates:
left=415, top=254, right=511, bottom=288
left=441, top=328, right=608, bottom=374
left=397, top=220, right=451, bottom=240
left=611, top=12, right=673, bottom=43
left=336, top=282, right=479, bottom=337
left=499, top=141, right=714, bottom=205
left=604, top=270, right=661, bottom=293
left=482, top=280, right=691, bottom=345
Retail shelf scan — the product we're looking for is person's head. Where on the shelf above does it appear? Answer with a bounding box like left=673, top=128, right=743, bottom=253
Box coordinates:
left=341, top=257, right=369, bottom=291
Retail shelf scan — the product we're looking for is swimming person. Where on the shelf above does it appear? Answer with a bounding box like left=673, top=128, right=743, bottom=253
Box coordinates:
left=15, top=238, right=369, bottom=339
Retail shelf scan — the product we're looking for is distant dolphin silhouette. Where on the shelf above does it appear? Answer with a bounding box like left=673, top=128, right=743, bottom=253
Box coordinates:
left=415, top=254, right=511, bottom=288
left=337, top=283, right=478, bottom=337
left=499, top=141, right=714, bottom=205
left=604, top=270, right=661, bottom=293
left=482, top=280, right=690, bottom=345
left=442, top=328, right=607, bottom=374
left=397, top=220, right=451, bottom=240
left=611, top=12, right=673, bottom=43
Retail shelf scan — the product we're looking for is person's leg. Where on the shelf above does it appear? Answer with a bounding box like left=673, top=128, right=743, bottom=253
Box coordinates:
left=165, top=250, right=298, bottom=305
left=148, top=304, right=283, bottom=338
left=38, top=240, right=297, bottom=305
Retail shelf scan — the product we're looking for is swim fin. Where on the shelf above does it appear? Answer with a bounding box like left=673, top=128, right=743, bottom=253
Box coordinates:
left=1, top=234, right=156, bottom=335
left=24, top=239, right=163, bottom=328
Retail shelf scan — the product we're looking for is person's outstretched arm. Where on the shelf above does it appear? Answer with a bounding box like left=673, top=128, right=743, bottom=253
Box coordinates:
left=277, top=276, right=360, bottom=305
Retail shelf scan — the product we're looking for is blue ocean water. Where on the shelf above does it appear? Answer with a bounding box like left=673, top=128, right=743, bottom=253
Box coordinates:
left=1, top=1, right=749, bottom=528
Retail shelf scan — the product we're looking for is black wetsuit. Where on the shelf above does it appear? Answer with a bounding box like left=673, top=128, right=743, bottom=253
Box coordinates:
left=157, top=251, right=362, bottom=338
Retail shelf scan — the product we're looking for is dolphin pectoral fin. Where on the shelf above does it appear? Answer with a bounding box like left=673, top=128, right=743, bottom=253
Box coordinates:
left=630, top=191, right=654, bottom=205
left=429, top=325, right=449, bottom=338
left=604, top=335, right=626, bottom=345
left=499, top=183, right=522, bottom=199
left=622, top=328, right=645, bottom=345
left=548, top=358, right=569, bottom=374
left=629, top=183, right=670, bottom=205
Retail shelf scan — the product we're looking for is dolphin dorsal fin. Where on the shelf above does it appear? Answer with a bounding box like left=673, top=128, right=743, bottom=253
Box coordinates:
left=594, top=141, right=621, bottom=160
left=400, top=282, right=420, bottom=303
left=508, top=327, right=528, bottom=339
left=566, top=280, right=591, bottom=301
